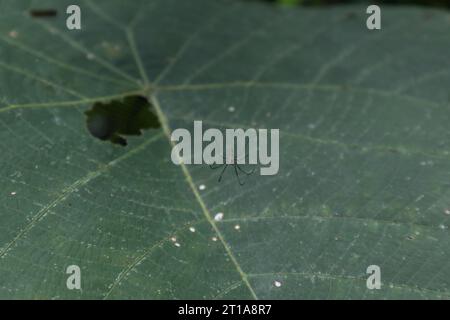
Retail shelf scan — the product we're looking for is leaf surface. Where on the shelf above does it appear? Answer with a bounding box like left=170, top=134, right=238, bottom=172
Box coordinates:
left=0, top=0, right=450, bottom=299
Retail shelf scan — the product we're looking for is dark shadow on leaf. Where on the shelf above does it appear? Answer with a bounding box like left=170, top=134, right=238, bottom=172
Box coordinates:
left=85, top=95, right=160, bottom=146
left=29, top=9, right=58, bottom=18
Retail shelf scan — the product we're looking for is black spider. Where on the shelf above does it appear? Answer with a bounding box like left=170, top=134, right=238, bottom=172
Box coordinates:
left=209, top=150, right=255, bottom=185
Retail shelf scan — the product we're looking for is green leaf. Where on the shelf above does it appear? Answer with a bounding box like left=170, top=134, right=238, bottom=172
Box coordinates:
left=1, top=0, right=450, bottom=299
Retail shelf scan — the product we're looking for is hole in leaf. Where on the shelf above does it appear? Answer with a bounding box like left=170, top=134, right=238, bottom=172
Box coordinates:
left=85, top=95, right=160, bottom=146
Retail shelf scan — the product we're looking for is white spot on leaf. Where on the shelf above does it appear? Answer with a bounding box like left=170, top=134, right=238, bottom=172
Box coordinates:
left=214, top=212, right=224, bottom=221
left=8, top=30, right=18, bottom=38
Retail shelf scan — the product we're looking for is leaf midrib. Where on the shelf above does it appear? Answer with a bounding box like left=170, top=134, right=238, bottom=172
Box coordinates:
left=149, top=94, right=259, bottom=300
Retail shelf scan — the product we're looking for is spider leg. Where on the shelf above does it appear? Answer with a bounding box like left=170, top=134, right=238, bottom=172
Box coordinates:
left=234, top=165, right=245, bottom=186
left=218, top=164, right=228, bottom=182
left=236, top=164, right=255, bottom=176
left=210, top=163, right=225, bottom=170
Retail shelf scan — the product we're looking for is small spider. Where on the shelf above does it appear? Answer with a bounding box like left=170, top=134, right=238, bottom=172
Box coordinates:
left=209, top=149, right=255, bottom=185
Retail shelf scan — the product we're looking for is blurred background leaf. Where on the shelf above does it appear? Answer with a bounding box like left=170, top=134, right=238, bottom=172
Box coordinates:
left=259, top=0, right=450, bottom=8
